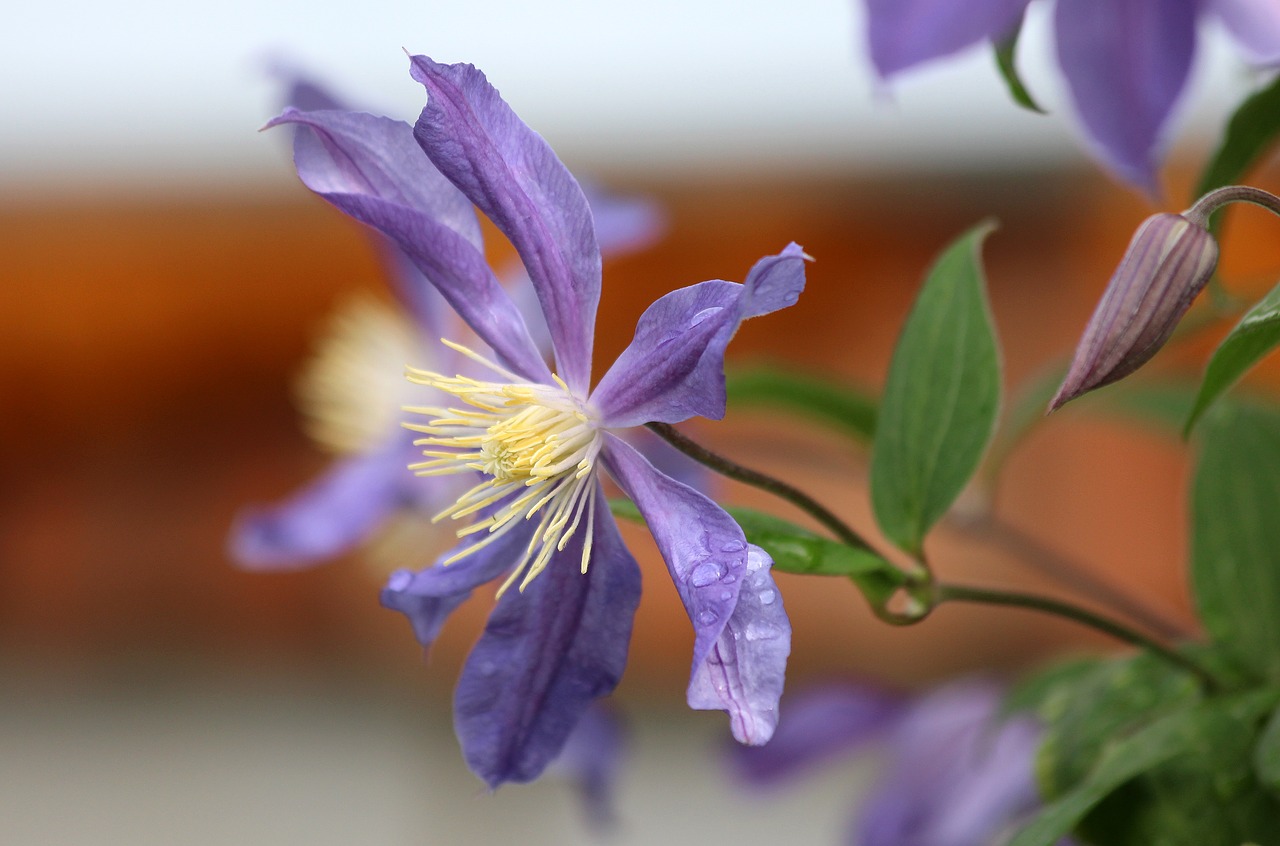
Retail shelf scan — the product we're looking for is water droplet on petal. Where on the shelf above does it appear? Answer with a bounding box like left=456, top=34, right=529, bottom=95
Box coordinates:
left=758, top=589, right=776, bottom=606
left=745, top=621, right=781, bottom=642
left=387, top=570, right=413, bottom=591
left=696, top=609, right=720, bottom=627
left=719, top=589, right=733, bottom=601
left=690, top=306, right=723, bottom=327
left=746, top=556, right=764, bottom=573
left=478, top=661, right=497, bottom=677
left=719, top=540, right=746, bottom=553
left=721, top=573, right=737, bottom=584
left=690, top=561, right=725, bottom=587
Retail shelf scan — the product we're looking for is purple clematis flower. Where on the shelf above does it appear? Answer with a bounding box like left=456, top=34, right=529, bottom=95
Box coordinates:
left=264, top=56, right=804, bottom=787
left=862, top=0, right=1280, bottom=192
left=730, top=678, right=1058, bottom=846
left=229, top=76, right=664, bottom=572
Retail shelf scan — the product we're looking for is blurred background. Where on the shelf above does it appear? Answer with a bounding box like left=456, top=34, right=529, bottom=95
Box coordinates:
left=4, top=0, right=1279, bottom=842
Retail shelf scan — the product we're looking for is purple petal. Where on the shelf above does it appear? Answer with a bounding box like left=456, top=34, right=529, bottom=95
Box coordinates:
left=228, top=440, right=414, bottom=571
left=728, top=683, right=902, bottom=785
left=452, top=490, right=641, bottom=788
left=1211, top=0, right=1280, bottom=63
left=858, top=679, right=1043, bottom=846
left=687, top=546, right=792, bottom=744
left=379, top=518, right=536, bottom=649
left=264, top=107, right=551, bottom=384
left=547, top=703, right=627, bottom=830
left=603, top=436, right=788, bottom=740
left=1054, top=0, right=1197, bottom=193
left=409, top=56, right=601, bottom=396
left=864, top=0, right=1031, bottom=76
left=590, top=244, right=808, bottom=428
left=579, top=179, right=665, bottom=257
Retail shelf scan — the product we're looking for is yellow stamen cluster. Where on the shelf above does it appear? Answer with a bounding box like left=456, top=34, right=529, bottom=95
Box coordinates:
left=405, top=342, right=601, bottom=595
left=297, top=293, right=425, bottom=455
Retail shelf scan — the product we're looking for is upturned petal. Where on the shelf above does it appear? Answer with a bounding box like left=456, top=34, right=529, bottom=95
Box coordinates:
left=1050, top=212, right=1218, bottom=410
left=409, top=56, right=601, bottom=396
left=590, top=244, right=808, bottom=428
left=264, top=107, right=551, bottom=383
left=452, top=492, right=641, bottom=788
left=229, top=443, right=415, bottom=571
left=1211, top=0, right=1280, bottom=64
left=687, top=546, right=792, bottom=745
left=603, top=436, right=790, bottom=739
left=379, top=517, right=537, bottom=649
left=727, top=683, right=901, bottom=784
left=863, top=0, right=1031, bottom=77
left=1054, top=0, right=1197, bottom=193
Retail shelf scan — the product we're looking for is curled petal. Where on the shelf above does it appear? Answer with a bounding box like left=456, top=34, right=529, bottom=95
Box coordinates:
left=1212, top=0, right=1280, bottom=64
left=264, top=107, right=550, bottom=383
left=452, top=491, right=641, bottom=788
left=687, top=546, right=792, bottom=745
left=379, top=517, right=536, bottom=649
left=591, top=244, right=808, bottom=428
left=1054, top=0, right=1197, bottom=193
left=229, top=442, right=413, bottom=571
left=728, top=683, right=901, bottom=785
left=864, top=0, right=1031, bottom=77
left=410, top=55, right=601, bottom=395
left=1050, top=213, right=1218, bottom=410
left=603, top=436, right=791, bottom=741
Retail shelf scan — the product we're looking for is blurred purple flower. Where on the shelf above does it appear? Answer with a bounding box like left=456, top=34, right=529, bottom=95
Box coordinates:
left=264, top=56, right=805, bottom=787
left=731, top=678, right=1056, bottom=846
left=228, top=76, right=664, bottom=572
left=861, top=0, right=1280, bottom=192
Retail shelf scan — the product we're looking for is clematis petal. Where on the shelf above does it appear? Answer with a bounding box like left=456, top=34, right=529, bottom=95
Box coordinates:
left=603, top=436, right=790, bottom=741
left=864, top=0, right=1031, bottom=77
left=452, top=490, right=641, bottom=788
left=1054, top=0, right=1197, bottom=193
left=728, top=683, right=902, bottom=784
left=591, top=244, right=808, bottom=428
left=409, top=55, right=601, bottom=396
left=546, top=703, right=626, bottom=830
left=379, top=517, right=536, bottom=649
left=229, top=441, right=414, bottom=571
left=687, top=546, right=792, bottom=745
left=264, top=107, right=550, bottom=383
left=858, top=680, right=1043, bottom=846
left=580, top=179, right=665, bottom=257
left=1211, top=0, right=1280, bottom=63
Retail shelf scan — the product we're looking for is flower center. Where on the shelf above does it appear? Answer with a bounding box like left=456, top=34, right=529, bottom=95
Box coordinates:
left=404, top=341, right=602, bottom=594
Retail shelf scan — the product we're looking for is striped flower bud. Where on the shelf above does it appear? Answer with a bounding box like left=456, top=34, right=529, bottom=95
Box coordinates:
left=1049, top=213, right=1218, bottom=412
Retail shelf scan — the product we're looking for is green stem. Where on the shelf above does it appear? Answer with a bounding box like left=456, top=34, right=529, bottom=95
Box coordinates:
left=935, top=582, right=1219, bottom=691
left=645, top=421, right=874, bottom=552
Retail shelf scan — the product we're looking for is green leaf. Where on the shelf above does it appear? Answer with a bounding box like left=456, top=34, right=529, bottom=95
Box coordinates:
left=1196, top=73, right=1280, bottom=203
left=725, top=506, right=905, bottom=606
left=1186, top=281, right=1280, bottom=433
left=992, top=13, right=1046, bottom=115
left=608, top=499, right=905, bottom=607
left=1011, top=691, right=1280, bottom=846
left=870, top=221, right=1001, bottom=554
left=1192, top=403, right=1280, bottom=680
left=1254, top=702, right=1280, bottom=791
left=724, top=366, right=877, bottom=442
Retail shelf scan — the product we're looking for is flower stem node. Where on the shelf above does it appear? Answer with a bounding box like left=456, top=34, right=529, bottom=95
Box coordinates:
left=1050, top=212, right=1218, bottom=411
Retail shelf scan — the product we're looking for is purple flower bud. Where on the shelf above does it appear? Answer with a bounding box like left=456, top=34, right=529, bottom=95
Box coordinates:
left=1050, top=213, right=1218, bottom=412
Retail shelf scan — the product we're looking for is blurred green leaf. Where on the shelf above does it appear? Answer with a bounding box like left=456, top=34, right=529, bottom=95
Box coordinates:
left=1255, top=702, right=1280, bottom=791
left=1186, top=281, right=1280, bottom=433
left=725, top=367, right=877, bottom=442
left=608, top=499, right=905, bottom=607
left=1196, top=74, right=1280, bottom=205
left=992, top=12, right=1046, bottom=114
left=870, top=221, right=1001, bottom=554
left=1012, top=691, right=1280, bottom=846
left=1192, top=403, right=1280, bottom=680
